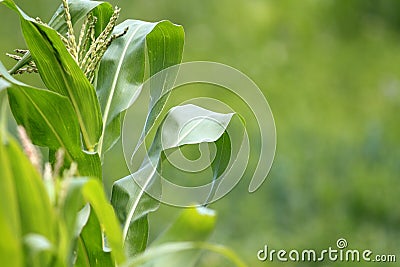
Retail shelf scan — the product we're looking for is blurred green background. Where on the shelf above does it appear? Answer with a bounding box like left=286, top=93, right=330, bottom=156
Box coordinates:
left=1, top=0, right=399, bottom=266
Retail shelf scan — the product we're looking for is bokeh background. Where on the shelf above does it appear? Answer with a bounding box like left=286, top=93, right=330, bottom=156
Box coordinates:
left=1, top=0, right=399, bottom=266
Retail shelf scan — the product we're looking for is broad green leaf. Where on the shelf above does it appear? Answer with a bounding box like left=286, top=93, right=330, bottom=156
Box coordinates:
left=111, top=170, right=159, bottom=257
left=82, top=179, right=126, bottom=265
left=141, top=207, right=216, bottom=267
left=62, top=180, right=92, bottom=250
left=62, top=178, right=125, bottom=265
left=2, top=136, right=56, bottom=239
left=101, top=113, right=122, bottom=155
left=6, top=0, right=113, bottom=74
left=8, top=87, right=79, bottom=149
left=76, top=208, right=113, bottom=267
left=2, top=0, right=103, bottom=150
left=0, top=62, right=101, bottom=178
left=111, top=104, right=241, bottom=256
left=206, top=132, right=231, bottom=203
left=0, top=63, right=78, bottom=150
left=123, top=242, right=248, bottom=267
left=157, top=104, right=234, bottom=150
left=125, top=216, right=148, bottom=256
left=20, top=21, right=102, bottom=151
left=0, top=131, right=56, bottom=266
left=96, top=19, right=184, bottom=155
left=0, top=99, right=23, bottom=267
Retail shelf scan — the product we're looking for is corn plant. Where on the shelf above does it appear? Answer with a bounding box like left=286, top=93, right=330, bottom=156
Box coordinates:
left=0, top=0, right=247, bottom=266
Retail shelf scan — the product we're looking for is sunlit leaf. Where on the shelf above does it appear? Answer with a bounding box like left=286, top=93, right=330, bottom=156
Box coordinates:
left=112, top=104, right=242, bottom=257
left=0, top=62, right=101, bottom=177
left=76, top=208, right=114, bottom=267
left=96, top=19, right=184, bottom=155
left=0, top=96, right=23, bottom=267
left=142, top=207, right=217, bottom=267
left=111, top=171, right=159, bottom=257
left=124, top=242, right=248, bottom=267
left=153, top=207, right=216, bottom=245
left=63, top=178, right=126, bottom=265
left=125, top=216, right=148, bottom=256
left=2, top=0, right=103, bottom=150
left=0, top=130, right=56, bottom=266
left=8, top=0, right=113, bottom=74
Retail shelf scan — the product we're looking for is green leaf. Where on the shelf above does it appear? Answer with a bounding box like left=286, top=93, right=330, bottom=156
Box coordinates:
left=0, top=62, right=101, bottom=178
left=76, top=208, right=113, bottom=267
left=0, top=131, right=56, bottom=267
left=82, top=179, right=126, bottom=265
left=0, top=104, right=23, bottom=267
left=96, top=19, right=184, bottom=155
left=125, top=217, right=149, bottom=256
left=2, top=0, right=103, bottom=150
left=157, top=104, right=234, bottom=150
left=111, top=104, right=242, bottom=256
left=111, top=171, right=159, bottom=257
left=6, top=0, right=113, bottom=74
left=206, top=132, right=231, bottom=203
left=153, top=207, right=216, bottom=246
left=142, top=207, right=216, bottom=267
left=63, top=178, right=126, bottom=265
left=22, top=21, right=102, bottom=151
left=123, top=242, right=248, bottom=267
left=2, top=137, right=56, bottom=238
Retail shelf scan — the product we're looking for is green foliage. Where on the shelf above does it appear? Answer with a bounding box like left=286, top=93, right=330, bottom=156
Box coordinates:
left=0, top=132, right=55, bottom=267
left=83, top=1, right=400, bottom=267
left=111, top=104, right=240, bottom=258
left=0, top=0, right=246, bottom=266
left=125, top=207, right=248, bottom=267
left=139, top=1, right=398, bottom=267
left=69, top=178, right=125, bottom=265
left=19, top=16, right=103, bottom=151
left=0, top=63, right=101, bottom=177
left=96, top=19, right=184, bottom=155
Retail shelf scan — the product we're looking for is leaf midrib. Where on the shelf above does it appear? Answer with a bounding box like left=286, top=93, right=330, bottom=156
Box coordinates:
left=33, top=23, right=94, bottom=151
left=19, top=88, right=75, bottom=163
left=98, top=24, right=145, bottom=155
left=122, top=165, right=157, bottom=241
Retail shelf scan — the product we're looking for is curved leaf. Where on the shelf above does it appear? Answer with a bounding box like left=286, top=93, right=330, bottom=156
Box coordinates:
left=142, top=207, right=217, bottom=267
left=63, top=178, right=126, bottom=265
left=76, top=209, right=114, bottom=267
left=111, top=104, right=242, bottom=256
left=0, top=103, right=23, bottom=267
left=153, top=207, right=216, bottom=245
left=22, top=21, right=102, bottom=150
left=96, top=19, right=184, bottom=155
left=2, top=0, right=103, bottom=150
left=124, top=217, right=148, bottom=256
left=0, top=62, right=101, bottom=177
left=6, top=0, right=113, bottom=74
left=0, top=131, right=56, bottom=267
left=158, top=104, right=234, bottom=149
left=124, top=242, right=247, bottom=267
left=111, top=170, right=159, bottom=257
